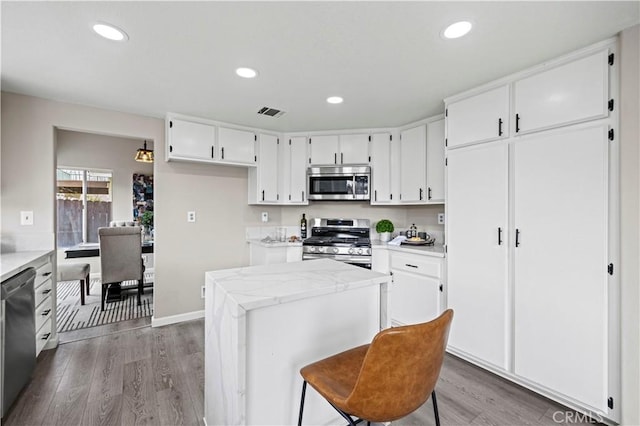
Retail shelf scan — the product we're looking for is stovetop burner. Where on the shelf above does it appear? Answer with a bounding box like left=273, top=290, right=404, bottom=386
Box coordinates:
left=303, top=236, right=371, bottom=247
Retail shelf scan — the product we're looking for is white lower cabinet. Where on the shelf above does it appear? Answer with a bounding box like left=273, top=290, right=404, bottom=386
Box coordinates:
left=33, top=254, right=54, bottom=356
left=446, top=141, right=509, bottom=370
left=512, top=124, right=610, bottom=412
left=389, top=251, right=443, bottom=326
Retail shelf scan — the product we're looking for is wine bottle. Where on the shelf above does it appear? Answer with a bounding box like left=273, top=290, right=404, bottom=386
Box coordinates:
left=300, top=214, right=307, bottom=239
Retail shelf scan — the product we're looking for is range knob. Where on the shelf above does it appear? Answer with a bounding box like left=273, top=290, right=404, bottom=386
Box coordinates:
left=348, top=248, right=355, bottom=255
left=357, top=248, right=363, bottom=255
left=308, top=246, right=315, bottom=252
left=332, top=247, right=339, bottom=254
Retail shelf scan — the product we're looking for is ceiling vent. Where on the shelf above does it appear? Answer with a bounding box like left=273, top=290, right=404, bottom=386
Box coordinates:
left=257, top=106, right=286, bottom=118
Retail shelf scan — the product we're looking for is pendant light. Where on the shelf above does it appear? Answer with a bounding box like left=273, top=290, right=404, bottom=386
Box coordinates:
left=135, top=140, right=154, bottom=163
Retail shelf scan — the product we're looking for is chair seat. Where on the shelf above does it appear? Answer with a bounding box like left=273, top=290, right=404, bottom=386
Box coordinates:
left=301, top=344, right=369, bottom=407
left=57, top=263, right=90, bottom=281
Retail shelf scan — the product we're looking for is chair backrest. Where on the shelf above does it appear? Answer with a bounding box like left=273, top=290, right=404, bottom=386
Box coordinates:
left=98, top=226, right=143, bottom=284
left=345, top=309, right=454, bottom=422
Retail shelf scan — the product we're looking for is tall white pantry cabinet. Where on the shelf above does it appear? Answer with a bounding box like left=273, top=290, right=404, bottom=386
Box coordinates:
left=444, top=39, right=619, bottom=422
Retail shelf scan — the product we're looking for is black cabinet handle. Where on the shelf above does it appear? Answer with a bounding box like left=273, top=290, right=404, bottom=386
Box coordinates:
left=498, top=227, right=503, bottom=245
left=515, top=114, right=520, bottom=133
left=341, top=153, right=344, bottom=164
left=221, top=147, right=225, bottom=159
left=498, top=118, right=503, bottom=136
left=42, top=289, right=52, bottom=295
left=211, top=146, right=214, bottom=158
left=515, top=229, right=521, bottom=247
left=405, top=264, right=418, bottom=269
left=261, top=190, right=265, bottom=201
left=419, top=188, right=423, bottom=200
left=42, top=309, right=51, bottom=316
left=41, top=333, right=51, bottom=340
left=334, top=153, right=337, bottom=164
left=170, top=145, right=173, bottom=153
left=42, top=271, right=52, bottom=277
left=302, top=191, right=305, bottom=202
left=428, top=187, right=432, bottom=200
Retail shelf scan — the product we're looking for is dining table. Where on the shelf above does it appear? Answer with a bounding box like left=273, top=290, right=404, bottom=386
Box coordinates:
left=64, top=241, right=154, bottom=258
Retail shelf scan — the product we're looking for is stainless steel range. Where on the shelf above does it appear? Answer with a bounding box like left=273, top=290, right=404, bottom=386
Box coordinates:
left=302, top=218, right=372, bottom=269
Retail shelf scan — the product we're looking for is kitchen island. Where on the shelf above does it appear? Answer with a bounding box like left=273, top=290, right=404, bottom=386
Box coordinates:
left=204, top=259, right=391, bottom=425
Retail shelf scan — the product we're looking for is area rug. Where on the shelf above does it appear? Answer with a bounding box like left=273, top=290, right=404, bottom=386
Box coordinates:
left=56, top=275, right=153, bottom=333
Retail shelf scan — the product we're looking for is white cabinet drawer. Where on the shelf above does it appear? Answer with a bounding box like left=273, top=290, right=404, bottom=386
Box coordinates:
left=35, top=261, right=53, bottom=288
left=34, top=278, right=52, bottom=307
left=35, top=296, right=53, bottom=332
left=390, top=253, right=441, bottom=278
left=36, top=318, right=52, bottom=356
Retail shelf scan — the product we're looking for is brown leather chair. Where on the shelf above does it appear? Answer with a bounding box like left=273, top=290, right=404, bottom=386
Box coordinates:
left=298, top=309, right=454, bottom=426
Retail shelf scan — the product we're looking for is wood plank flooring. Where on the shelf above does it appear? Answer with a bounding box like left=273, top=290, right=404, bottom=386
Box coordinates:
left=4, top=319, right=596, bottom=426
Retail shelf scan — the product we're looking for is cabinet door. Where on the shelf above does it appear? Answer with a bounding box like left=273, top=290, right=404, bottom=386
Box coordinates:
left=446, top=85, right=509, bottom=148
left=446, top=141, right=509, bottom=370
left=370, top=133, right=392, bottom=204
left=513, top=124, right=609, bottom=411
left=218, top=127, right=256, bottom=165
left=390, top=270, right=441, bottom=325
left=399, top=125, right=426, bottom=203
left=514, top=50, right=609, bottom=134
left=257, top=134, right=279, bottom=203
left=168, top=119, right=216, bottom=161
left=309, top=135, right=339, bottom=165
left=339, top=134, right=370, bottom=164
left=288, top=136, right=308, bottom=203
left=426, top=119, right=445, bottom=202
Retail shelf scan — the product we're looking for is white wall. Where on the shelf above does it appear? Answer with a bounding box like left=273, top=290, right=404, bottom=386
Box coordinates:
left=619, top=24, right=640, bottom=426
left=56, top=129, right=153, bottom=223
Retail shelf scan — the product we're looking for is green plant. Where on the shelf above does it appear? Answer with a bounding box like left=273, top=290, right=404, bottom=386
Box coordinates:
left=375, top=219, right=394, bottom=233
left=140, top=211, right=154, bottom=227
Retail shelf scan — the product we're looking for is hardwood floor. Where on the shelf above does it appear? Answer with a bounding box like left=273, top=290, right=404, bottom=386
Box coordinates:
left=4, top=320, right=595, bottom=426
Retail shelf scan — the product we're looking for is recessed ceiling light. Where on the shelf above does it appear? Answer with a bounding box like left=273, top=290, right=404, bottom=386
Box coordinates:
left=442, top=21, right=473, bottom=39
left=236, top=67, right=258, bottom=78
left=92, top=23, right=128, bottom=41
left=327, top=96, right=343, bottom=104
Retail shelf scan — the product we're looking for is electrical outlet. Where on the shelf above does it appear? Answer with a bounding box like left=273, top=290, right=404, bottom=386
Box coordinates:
left=20, top=211, right=34, bottom=226
left=187, top=211, right=196, bottom=222
left=438, top=213, right=445, bottom=225
left=261, top=212, right=268, bottom=222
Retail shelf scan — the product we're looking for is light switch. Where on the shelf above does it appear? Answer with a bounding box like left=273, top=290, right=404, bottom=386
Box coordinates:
left=20, top=211, right=34, bottom=226
left=187, top=211, right=196, bottom=222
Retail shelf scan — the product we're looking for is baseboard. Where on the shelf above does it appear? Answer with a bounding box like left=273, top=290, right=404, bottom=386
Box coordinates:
left=151, top=310, right=204, bottom=327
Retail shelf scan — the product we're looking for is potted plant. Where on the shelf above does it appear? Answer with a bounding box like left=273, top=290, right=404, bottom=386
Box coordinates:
left=140, top=211, right=154, bottom=239
left=375, top=219, right=394, bottom=242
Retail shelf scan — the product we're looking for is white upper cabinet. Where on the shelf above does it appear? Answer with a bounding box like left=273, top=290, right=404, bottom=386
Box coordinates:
left=339, top=134, right=370, bottom=164
left=399, top=124, right=427, bottom=203
left=285, top=136, right=309, bottom=204
left=513, top=50, right=609, bottom=135
left=446, top=85, right=510, bottom=148
left=426, top=119, right=445, bottom=202
left=370, top=133, right=393, bottom=204
left=249, top=134, right=279, bottom=204
left=167, top=118, right=216, bottom=161
left=218, top=127, right=257, bottom=166
left=309, top=135, right=339, bottom=165
left=308, top=133, right=370, bottom=165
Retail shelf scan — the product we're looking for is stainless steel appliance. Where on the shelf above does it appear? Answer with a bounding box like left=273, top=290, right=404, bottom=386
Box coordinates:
left=307, top=165, right=370, bottom=201
left=302, top=218, right=372, bottom=269
left=1, top=267, right=37, bottom=418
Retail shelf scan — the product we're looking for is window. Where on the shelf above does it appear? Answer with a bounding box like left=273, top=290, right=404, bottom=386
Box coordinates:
left=56, top=168, right=112, bottom=248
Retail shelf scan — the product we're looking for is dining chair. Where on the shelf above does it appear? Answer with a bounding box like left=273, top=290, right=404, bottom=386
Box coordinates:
left=98, top=226, right=144, bottom=311
left=297, top=309, right=454, bottom=426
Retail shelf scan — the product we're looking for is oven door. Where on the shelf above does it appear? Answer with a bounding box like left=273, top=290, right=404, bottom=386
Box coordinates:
left=302, top=253, right=371, bottom=269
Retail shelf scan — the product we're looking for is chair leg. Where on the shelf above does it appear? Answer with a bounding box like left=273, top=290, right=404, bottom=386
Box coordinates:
left=101, top=283, right=107, bottom=311
left=432, top=390, right=441, bottom=426
left=85, top=273, right=90, bottom=295
left=297, top=381, right=307, bottom=426
left=80, top=279, right=86, bottom=305
left=137, top=279, right=143, bottom=306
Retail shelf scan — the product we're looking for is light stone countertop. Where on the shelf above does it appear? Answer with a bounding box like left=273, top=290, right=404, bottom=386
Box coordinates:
left=246, top=238, right=303, bottom=248
left=205, top=258, right=391, bottom=311
left=371, top=241, right=446, bottom=257
left=1, top=250, right=54, bottom=282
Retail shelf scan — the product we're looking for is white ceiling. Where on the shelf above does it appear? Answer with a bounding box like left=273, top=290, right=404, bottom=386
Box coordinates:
left=2, top=1, right=638, bottom=132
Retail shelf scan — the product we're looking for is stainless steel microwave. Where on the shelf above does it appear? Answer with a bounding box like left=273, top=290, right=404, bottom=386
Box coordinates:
left=307, top=165, right=371, bottom=201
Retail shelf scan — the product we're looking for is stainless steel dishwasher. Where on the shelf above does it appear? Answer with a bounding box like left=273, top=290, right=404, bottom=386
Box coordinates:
left=1, top=267, right=36, bottom=418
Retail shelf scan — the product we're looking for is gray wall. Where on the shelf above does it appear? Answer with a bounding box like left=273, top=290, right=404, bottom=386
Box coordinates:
left=619, top=24, right=640, bottom=425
